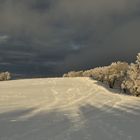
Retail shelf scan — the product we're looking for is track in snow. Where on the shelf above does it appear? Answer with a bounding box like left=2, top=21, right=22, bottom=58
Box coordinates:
left=0, top=77, right=140, bottom=140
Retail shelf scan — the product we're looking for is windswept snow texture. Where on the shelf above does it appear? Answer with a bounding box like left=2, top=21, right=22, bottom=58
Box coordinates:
left=0, top=77, right=140, bottom=140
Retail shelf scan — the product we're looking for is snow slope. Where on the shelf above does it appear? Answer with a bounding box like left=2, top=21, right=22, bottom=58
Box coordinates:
left=0, top=77, right=140, bottom=140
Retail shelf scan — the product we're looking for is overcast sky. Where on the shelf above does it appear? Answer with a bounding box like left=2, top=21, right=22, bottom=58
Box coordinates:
left=0, top=0, right=140, bottom=77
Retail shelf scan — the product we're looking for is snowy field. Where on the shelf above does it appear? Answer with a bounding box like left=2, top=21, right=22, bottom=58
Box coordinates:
left=0, top=77, right=140, bottom=140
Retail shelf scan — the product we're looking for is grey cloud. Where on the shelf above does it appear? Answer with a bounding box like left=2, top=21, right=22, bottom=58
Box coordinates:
left=0, top=0, right=139, bottom=77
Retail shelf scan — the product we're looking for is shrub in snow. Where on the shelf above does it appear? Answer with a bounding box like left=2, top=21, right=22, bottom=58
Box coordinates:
left=83, top=62, right=128, bottom=88
left=63, top=71, right=84, bottom=77
left=63, top=62, right=128, bottom=89
left=104, top=62, right=128, bottom=88
left=121, top=53, right=140, bottom=96
left=83, top=66, right=108, bottom=82
left=0, top=71, right=11, bottom=81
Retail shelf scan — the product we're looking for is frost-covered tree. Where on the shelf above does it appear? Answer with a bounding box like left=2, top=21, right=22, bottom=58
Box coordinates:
left=121, top=53, right=140, bottom=96
left=83, top=62, right=128, bottom=88
left=63, top=71, right=83, bottom=77
left=136, top=53, right=140, bottom=67
left=63, top=61, right=128, bottom=89
left=0, top=71, right=11, bottom=81
left=83, top=66, right=108, bottom=82
left=63, top=53, right=140, bottom=97
left=105, top=62, right=128, bottom=88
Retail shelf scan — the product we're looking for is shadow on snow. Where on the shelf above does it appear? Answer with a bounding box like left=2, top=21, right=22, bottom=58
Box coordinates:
left=0, top=103, right=140, bottom=140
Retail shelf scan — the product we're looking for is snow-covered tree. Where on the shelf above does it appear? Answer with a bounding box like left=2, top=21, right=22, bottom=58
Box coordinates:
left=0, top=71, right=11, bottom=81
left=83, top=66, right=108, bottom=82
left=121, top=53, right=140, bottom=96
left=63, top=71, right=83, bottom=77
left=105, top=62, right=128, bottom=88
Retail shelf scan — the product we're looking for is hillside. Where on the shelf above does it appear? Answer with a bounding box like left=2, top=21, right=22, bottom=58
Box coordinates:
left=0, top=77, right=140, bottom=140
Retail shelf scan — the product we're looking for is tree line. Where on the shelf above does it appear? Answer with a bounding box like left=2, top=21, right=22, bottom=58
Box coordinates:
left=63, top=53, right=140, bottom=96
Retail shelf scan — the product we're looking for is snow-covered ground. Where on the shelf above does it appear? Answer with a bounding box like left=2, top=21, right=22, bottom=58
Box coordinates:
left=0, top=77, right=140, bottom=140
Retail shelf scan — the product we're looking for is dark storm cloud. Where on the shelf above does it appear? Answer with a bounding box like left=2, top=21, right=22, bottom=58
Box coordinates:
left=0, top=0, right=140, bottom=77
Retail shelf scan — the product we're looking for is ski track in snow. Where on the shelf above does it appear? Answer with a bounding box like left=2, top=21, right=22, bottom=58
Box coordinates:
left=0, top=77, right=140, bottom=140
